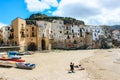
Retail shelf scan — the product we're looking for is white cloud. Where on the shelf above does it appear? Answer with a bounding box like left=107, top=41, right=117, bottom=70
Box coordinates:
left=0, top=22, right=7, bottom=28
left=53, top=0, right=120, bottom=25
left=25, top=0, right=59, bottom=12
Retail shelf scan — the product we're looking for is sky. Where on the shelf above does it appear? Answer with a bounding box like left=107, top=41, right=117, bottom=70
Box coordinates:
left=0, top=0, right=120, bottom=28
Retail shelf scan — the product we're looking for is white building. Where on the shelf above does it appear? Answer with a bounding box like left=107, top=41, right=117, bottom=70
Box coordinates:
left=36, top=21, right=52, bottom=50
left=36, top=21, right=51, bottom=38
left=51, top=20, right=65, bottom=41
left=1, top=26, right=10, bottom=45
left=87, top=25, right=104, bottom=41
left=112, top=30, right=120, bottom=41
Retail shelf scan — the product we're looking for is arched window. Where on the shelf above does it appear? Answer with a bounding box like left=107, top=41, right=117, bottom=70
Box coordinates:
left=32, top=32, right=34, bottom=37
left=80, top=29, right=82, bottom=37
left=72, top=29, right=74, bottom=33
left=73, top=40, right=77, bottom=44
left=66, top=31, right=69, bottom=34
left=32, top=27, right=34, bottom=31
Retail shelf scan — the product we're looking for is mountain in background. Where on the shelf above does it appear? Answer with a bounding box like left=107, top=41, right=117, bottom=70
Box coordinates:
left=109, top=25, right=120, bottom=30
left=25, top=13, right=85, bottom=25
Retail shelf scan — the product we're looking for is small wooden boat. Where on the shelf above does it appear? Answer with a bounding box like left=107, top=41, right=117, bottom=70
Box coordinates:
left=0, top=58, right=10, bottom=61
left=0, top=58, right=25, bottom=62
left=0, top=61, right=16, bottom=67
left=10, top=59, right=25, bottom=62
left=8, top=51, right=22, bottom=59
left=20, top=51, right=35, bottom=55
left=16, top=62, right=35, bottom=69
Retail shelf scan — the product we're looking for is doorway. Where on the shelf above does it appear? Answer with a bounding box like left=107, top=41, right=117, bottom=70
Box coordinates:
left=42, top=39, right=46, bottom=50
left=27, top=42, right=37, bottom=51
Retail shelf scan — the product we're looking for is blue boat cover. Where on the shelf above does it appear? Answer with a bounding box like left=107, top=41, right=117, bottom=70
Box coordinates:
left=8, top=51, right=19, bottom=57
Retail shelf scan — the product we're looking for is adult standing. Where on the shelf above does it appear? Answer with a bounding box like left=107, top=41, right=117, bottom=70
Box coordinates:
left=70, top=62, right=74, bottom=73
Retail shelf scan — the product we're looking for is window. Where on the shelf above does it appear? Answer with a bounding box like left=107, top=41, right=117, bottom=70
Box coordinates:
left=32, top=27, right=34, bottom=31
left=15, top=41, right=17, bottom=45
left=11, top=34, right=14, bottom=38
left=66, top=31, right=68, bottom=34
left=26, top=34, right=28, bottom=37
left=73, top=40, right=77, bottom=44
left=21, top=32, right=25, bottom=37
left=42, top=34, right=44, bottom=38
left=72, top=29, right=74, bottom=33
left=66, top=27, right=68, bottom=29
left=80, top=29, right=82, bottom=37
left=73, top=35, right=75, bottom=38
left=32, top=32, right=34, bottom=37
left=67, top=35, right=70, bottom=39
left=72, top=25, right=73, bottom=27
left=21, top=24, right=24, bottom=27
left=94, top=33, right=96, bottom=36
left=60, top=31, right=62, bottom=33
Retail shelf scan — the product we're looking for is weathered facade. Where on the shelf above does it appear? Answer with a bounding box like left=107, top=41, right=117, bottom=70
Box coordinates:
left=1, top=26, right=9, bottom=45
left=7, top=18, right=51, bottom=51
left=0, top=29, right=3, bottom=46
left=50, top=20, right=65, bottom=49
left=36, top=21, right=52, bottom=51
left=0, top=17, right=114, bottom=50
left=112, top=30, right=120, bottom=47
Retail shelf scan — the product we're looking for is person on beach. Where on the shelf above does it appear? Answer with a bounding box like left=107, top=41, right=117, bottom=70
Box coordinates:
left=70, top=62, right=74, bottom=73
left=78, top=65, right=85, bottom=70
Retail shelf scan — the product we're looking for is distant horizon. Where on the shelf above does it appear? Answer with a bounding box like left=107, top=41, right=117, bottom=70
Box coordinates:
left=0, top=0, right=120, bottom=27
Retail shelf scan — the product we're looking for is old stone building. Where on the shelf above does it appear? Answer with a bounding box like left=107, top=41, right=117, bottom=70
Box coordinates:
left=50, top=20, right=65, bottom=49
left=112, top=30, right=120, bottom=47
left=0, top=29, right=3, bottom=46
left=101, top=26, right=112, bottom=48
left=0, top=17, right=113, bottom=50
left=64, top=24, right=86, bottom=49
left=1, top=26, right=9, bottom=45
left=7, top=18, right=51, bottom=51
left=8, top=18, right=26, bottom=51
left=36, top=21, right=52, bottom=51
left=25, top=24, right=37, bottom=51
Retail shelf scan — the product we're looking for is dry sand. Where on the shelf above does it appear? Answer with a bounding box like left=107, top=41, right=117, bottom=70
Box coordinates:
left=81, top=49, right=120, bottom=80
left=0, top=49, right=120, bottom=80
left=0, top=50, right=93, bottom=80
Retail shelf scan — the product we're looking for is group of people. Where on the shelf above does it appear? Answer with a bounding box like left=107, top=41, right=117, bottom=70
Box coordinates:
left=69, top=62, right=85, bottom=73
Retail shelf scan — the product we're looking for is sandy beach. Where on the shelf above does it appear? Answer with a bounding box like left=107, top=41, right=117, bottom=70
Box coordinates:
left=81, top=49, right=120, bottom=80
left=0, top=49, right=120, bottom=80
